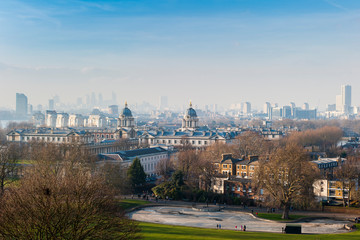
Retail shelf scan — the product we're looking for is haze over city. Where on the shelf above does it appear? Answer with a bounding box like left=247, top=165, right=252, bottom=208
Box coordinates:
left=1, top=0, right=360, bottom=110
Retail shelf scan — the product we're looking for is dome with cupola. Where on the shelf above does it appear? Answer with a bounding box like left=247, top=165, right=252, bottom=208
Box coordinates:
left=121, top=102, right=133, bottom=117
left=182, top=101, right=199, bottom=130
left=118, top=101, right=135, bottom=128
left=186, top=103, right=197, bottom=118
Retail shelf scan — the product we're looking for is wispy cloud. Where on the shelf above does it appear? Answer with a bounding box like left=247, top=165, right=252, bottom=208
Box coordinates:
left=323, top=0, right=349, bottom=11
left=3, top=0, right=62, bottom=27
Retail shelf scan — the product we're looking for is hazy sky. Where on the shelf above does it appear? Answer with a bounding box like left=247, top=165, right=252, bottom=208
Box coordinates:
left=1, top=0, right=360, bottom=110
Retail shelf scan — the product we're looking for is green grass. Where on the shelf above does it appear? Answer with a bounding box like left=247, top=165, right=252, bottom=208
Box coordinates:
left=139, top=222, right=360, bottom=240
left=118, top=199, right=150, bottom=210
left=256, top=213, right=307, bottom=221
left=16, top=159, right=35, bottom=165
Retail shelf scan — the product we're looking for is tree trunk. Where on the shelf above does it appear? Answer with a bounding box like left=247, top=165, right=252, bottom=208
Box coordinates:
left=282, top=203, right=290, bottom=219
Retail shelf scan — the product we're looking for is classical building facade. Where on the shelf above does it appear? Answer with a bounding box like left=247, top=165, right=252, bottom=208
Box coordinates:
left=98, top=147, right=169, bottom=176
left=139, top=103, right=240, bottom=147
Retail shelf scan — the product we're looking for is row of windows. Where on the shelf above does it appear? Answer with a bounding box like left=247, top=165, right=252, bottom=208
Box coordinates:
left=140, top=154, right=166, bottom=162
left=230, top=186, right=252, bottom=192
left=151, top=139, right=208, bottom=145
left=23, top=136, right=80, bottom=142
left=222, top=164, right=255, bottom=171
left=94, top=134, right=114, bottom=139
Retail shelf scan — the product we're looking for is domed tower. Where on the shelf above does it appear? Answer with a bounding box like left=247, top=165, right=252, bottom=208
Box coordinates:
left=182, top=101, right=199, bottom=130
left=118, top=101, right=135, bottom=128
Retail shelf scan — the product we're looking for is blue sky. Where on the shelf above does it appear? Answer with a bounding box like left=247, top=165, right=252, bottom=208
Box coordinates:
left=1, top=0, right=360, bottom=110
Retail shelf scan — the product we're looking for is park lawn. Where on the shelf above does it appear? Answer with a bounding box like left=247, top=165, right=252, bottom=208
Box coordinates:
left=256, top=213, right=307, bottom=221
left=118, top=199, right=150, bottom=210
left=139, top=222, right=360, bottom=240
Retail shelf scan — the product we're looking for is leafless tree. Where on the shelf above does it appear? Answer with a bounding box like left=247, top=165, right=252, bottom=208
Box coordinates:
left=0, top=143, right=139, bottom=240
left=155, top=157, right=173, bottom=181
left=334, top=157, right=360, bottom=207
left=0, top=143, right=21, bottom=195
left=255, top=143, right=319, bottom=219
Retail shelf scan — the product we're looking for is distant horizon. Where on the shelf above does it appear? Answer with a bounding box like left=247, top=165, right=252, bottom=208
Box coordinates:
left=1, top=0, right=360, bottom=110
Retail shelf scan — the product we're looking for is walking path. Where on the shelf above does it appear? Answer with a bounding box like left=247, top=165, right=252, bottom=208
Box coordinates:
left=128, top=205, right=351, bottom=234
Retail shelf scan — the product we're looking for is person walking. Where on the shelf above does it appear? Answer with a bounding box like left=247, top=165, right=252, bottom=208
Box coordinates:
left=243, top=225, right=246, bottom=231
left=217, top=224, right=218, bottom=229
left=219, top=224, right=221, bottom=229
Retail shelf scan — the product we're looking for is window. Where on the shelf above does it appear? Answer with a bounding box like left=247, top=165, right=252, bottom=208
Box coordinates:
left=321, top=188, right=324, bottom=192
left=237, top=171, right=239, bottom=175
left=163, top=140, right=165, bottom=143
left=168, top=140, right=171, bottom=143
left=250, top=166, right=255, bottom=171
left=250, top=173, right=253, bottom=178
left=192, top=141, right=195, bottom=144
left=248, top=187, right=252, bottom=193
left=223, top=164, right=227, bottom=169
left=204, top=141, right=207, bottom=145
left=198, top=141, right=201, bottom=144
left=242, top=165, right=246, bottom=170
left=237, top=165, right=240, bottom=169
left=174, top=140, right=177, bottom=144
left=237, top=186, right=240, bottom=191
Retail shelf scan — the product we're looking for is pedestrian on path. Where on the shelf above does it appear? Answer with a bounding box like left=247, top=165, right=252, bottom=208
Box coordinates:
left=243, top=225, right=246, bottom=231
left=217, top=224, right=218, bottom=229
left=219, top=224, right=221, bottom=229
left=240, top=225, right=243, bottom=231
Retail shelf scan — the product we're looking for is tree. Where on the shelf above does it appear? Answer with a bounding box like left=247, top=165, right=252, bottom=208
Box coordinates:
left=102, top=162, right=131, bottom=195
left=155, top=157, right=173, bottom=181
left=127, top=158, right=146, bottom=191
left=334, top=157, right=360, bottom=207
left=152, top=170, right=185, bottom=200
left=233, top=131, right=273, bottom=157
left=0, top=144, right=139, bottom=240
left=0, top=143, right=21, bottom=195
left=174, top=149, right=201, bottom=188
left=255, top=143, right=318, bottom=219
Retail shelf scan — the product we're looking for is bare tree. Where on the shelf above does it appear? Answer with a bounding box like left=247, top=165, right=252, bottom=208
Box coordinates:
left=0, top=143, right=21, bottom=195
left=0, top=144, right=139, bottom=240
left=255, top=143, right=318, bottom=219
left=334, top=157, right=360, bottom=207
left=155, top=157, right=173, bottom=181
left=233, top=131, right=273, bottom=157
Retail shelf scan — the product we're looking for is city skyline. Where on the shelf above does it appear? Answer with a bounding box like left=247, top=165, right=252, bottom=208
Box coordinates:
left=3, top=84, right=357, bottom=113
left=1, top=0, right=360, bottom=109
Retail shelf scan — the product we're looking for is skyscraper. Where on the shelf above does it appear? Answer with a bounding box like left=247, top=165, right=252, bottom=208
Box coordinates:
left=159, top=96, right=168, bottom=110
left=49, top=99, right=55, bottom=110
left=336, top=85, right=352, bottom=113
left=341, top=85, right=351, bottom=110
left=16, top=93, right=28, bottom=118
left=244, top=102, right=251, bottom=114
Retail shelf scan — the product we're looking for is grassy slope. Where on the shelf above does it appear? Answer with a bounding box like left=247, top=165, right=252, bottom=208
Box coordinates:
left=139, top=222, right=360, bottom=240
left=118, top=199, right=150, bottom=210
left=256, top=213, right=307, bottom=221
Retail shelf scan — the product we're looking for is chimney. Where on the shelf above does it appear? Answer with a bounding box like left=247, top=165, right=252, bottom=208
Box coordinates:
left=248, top=155, right=259, bottom=162
left=222, top=153, right=232, bottom=161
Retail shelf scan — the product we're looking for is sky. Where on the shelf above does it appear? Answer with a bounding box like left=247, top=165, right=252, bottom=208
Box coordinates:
left=1, top=0, right=360, bottom=111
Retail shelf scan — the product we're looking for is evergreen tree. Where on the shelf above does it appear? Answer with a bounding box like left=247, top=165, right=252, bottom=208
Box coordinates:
left=127, top=157, right=146, bottom=190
